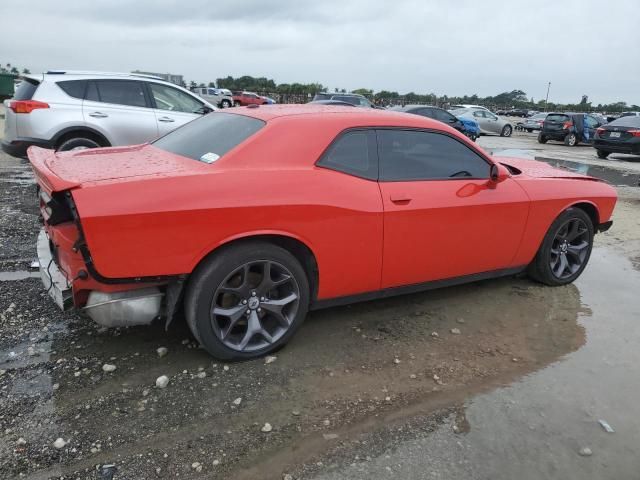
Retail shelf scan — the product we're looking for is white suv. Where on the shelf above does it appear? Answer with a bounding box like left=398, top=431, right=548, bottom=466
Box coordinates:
left=192, top=87, right=233, bottom=108
left=1, top=71, right=216, bottom=157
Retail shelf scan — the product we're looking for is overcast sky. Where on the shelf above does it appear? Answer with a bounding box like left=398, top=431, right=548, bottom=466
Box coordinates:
left=2, top=0, right=639, bottom=105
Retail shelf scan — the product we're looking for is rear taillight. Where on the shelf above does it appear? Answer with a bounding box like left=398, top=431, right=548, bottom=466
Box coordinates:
left=628, top=130, right=640, bottom=137
left=562, top=121, right=573, bottom=130
left=9, top=100, right=50, bottom=114
left=596, top=127, right=606, bottom=136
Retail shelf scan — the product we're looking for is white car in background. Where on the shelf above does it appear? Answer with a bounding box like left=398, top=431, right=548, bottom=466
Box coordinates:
left=192, top=87, right=234, bottom=108
left=450, top=104, right=491, bottom=112
left=2, top=70, right=216, bottom=157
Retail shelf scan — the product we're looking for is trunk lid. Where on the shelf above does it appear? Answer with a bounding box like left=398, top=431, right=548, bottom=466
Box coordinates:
left=27, top=144, right=209, bottom=194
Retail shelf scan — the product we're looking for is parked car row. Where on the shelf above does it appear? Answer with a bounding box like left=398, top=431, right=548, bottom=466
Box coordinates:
left=390, top=105, right=480, bottom=141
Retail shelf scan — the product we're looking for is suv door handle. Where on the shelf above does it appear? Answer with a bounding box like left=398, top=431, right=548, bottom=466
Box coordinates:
left=158, top=116, right=175, bottom=123
left=390, top=193, right=412, bottom=204
left=88, top=112, right=108, bottom=118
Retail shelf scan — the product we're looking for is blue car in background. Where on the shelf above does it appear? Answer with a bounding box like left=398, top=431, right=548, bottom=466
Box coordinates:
left=389, top=104, right=480, bottom=141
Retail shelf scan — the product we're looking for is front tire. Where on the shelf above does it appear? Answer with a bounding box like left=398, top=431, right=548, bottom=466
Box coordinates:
left=500, top=125, right=513, bottom=137
left=528, top=208, right=594, bottom=286
left=596, top=149, right=610, bottom=159
left=185, top=242, right=310, bottom=360
left=57, top=137, right=101, bottom=152
left=537, top=133, right=547, bottom=144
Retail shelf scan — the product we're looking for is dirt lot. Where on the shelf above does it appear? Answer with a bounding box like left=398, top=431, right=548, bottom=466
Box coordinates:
left=1, top=128, right=639, bottom=479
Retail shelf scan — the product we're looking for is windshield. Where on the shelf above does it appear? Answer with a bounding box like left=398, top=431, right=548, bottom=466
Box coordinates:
left=152, top=113, right=265, bottom=163
left=546, top=114, right=569, bottom=122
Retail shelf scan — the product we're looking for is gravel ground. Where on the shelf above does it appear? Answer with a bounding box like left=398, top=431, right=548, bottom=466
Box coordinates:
left=0, top=131, right=639, bottom=479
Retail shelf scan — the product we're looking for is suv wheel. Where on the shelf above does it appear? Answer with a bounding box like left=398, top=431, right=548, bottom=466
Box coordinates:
left=57, top=137, right=101, bottom=152
left=220, top=99, right=231, bottom=108
left=596, top=150, right=610, bottom=159
left=537, top=133, right=547, bottom=144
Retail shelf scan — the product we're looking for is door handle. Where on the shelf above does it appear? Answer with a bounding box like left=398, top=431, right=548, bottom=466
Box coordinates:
left=88, top=112, right=108, bottom=118
left=390, top=193, right=412, bottom=204
left=158, top=116, right=175, bottom=123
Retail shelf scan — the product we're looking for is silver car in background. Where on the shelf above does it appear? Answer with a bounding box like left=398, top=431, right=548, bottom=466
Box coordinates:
left=2, top=71, right=216, bottom=157
left=450, top=107, right=513, bottom=137
left=192, top=87, right=233, bottom=108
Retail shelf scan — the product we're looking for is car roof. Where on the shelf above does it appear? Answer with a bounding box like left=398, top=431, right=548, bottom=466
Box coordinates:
left=392, top=104, right=441, bottom=111
left=221, top=104, right=454, bottom=129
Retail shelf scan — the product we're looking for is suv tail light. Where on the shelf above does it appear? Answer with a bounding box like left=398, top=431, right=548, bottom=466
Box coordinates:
left=596, top=127, right=606, bottom=136
left=562, top=121, right=573, bottom=130
left=9, top=100, right=50, bottom=114
left=628, top=130, right=640, bottom=137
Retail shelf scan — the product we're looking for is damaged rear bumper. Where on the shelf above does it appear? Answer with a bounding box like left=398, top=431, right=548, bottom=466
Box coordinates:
left=37, top=228, right=73, bottom=310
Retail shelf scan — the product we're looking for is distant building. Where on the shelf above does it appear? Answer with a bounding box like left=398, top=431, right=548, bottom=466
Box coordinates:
left=131, top=70, right=184, bottom=86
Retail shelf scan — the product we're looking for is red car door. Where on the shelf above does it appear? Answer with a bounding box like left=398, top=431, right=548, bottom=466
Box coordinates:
left=376, top=129, right=530, bottom=288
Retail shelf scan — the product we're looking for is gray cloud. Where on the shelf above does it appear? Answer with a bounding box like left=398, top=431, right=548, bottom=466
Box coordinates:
left=1, top=0, right=638, bottom=105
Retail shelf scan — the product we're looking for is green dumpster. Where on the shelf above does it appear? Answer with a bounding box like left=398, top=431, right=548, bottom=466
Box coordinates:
left=0, top=73, right=18, bottom=100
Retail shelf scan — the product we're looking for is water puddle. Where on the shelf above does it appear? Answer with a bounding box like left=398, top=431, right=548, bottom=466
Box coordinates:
left=492, top=148, right=640, bottom=187
left=0, top=270, right=40, bottom=281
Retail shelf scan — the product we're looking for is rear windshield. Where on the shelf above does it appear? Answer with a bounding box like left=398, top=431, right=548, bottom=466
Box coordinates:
left=546, top=114, right=569, bottom=122
left=152, top=112, right=265, bottom=163
left=14, top=78, right=39, bottom=100
left=609, top=115, right=640, bottom=128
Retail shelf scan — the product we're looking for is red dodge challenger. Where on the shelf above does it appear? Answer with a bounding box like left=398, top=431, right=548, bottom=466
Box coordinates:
left=28, top=105, right=616, bottom=360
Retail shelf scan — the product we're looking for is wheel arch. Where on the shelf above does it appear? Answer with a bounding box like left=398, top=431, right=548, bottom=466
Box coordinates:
left=190, top=232, right=320, bottom=302
left=569, top=201, right=600, bottom=228
left=52, top=126, right=111, bottom=149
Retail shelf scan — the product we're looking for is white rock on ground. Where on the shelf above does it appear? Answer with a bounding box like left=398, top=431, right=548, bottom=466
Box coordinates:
left=156, top=347, right=168, bottom=358
left=191, top=462, right=202, bottom=472
left=16, top=437, right=27, bottom=446
left=156, top=375, right=170, bottom=389
left=579, top=447, right=593, bottom=456
left=450, top=328, right=461, bottom=335
left=102, top=364, right=117, bottom=373
left=232, top=397, right=242, bottom=406
left=53, top=438, right=67, bottom=449
left=261, top=423, right=273, bottom=433
left=265, top=355, right=277, bottom=364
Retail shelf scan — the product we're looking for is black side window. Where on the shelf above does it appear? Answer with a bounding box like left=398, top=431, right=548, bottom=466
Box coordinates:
left=93, top=80, right=147, bottom=107
left=435, top=109, right=456, bottom=123
left=86, top=82, right=99, bottom=101
left=317, top=130, right=377, bottom=180
left=377, top=130, right=489, bottom=181
left=57, top=80, right=87, bottom=99
left=417, top=108, right=435, bottom=119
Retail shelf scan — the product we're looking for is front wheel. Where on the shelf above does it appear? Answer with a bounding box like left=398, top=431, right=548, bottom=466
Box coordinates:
left=500, top=125, right=512, bottom=137
left=528, top=208, right=594, bottom=286
left=596, top=149, right=610, bottom=159
left=537, top=133, right=547, bottom=144
left=185, top=242, right=310, bottom=360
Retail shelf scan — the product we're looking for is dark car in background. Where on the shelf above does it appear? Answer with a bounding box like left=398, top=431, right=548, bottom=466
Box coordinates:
left=538, top=112, right=604, bottom=146
left=593, top=115, right=640, bottom=158
left=506, top=108, right=528, bottom=117
left=391, top=105, right=480, bottom=141
left=312, top=92, right=375, bottom=108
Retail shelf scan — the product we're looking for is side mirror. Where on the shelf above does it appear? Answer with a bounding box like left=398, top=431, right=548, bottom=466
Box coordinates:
left=490, top=163, right=509, bottom=183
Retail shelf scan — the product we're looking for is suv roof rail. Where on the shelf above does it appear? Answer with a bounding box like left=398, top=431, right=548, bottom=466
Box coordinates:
left=44, top=70, right=164, bottom=80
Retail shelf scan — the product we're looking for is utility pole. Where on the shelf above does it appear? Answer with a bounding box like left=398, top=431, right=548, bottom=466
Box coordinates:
left=544, top=82, right=551, bottom=112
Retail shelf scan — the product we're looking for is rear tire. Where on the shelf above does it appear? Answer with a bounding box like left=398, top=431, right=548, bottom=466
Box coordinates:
left=57, top=137, right=101, bottom=152
left=185, top=242, right=310, bottom=361
left=537, top=133, right=547, bottom=144
left=564, top=133, right=578, bottom=146
left=528, top=207, right=594, bottom=286
left=526, top=128, right=533, bottom=133
left=596, top=149, right=610, bottom=159
left=500, top=125, right=513, bottom=137
left=233, top=101, right=241, bottom=107
left=220, top=99, right=231, bottom=108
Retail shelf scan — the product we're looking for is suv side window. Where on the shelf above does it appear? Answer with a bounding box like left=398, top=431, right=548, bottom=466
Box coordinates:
left=149, top=83, right=203, bottom=113
left=317, top=130, right=378, bottom=180
left=377, top=129, right=489, bottom=181
left=57, top=80, right=87, bottom=99
left=90, top=80, right=148, bottom=107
